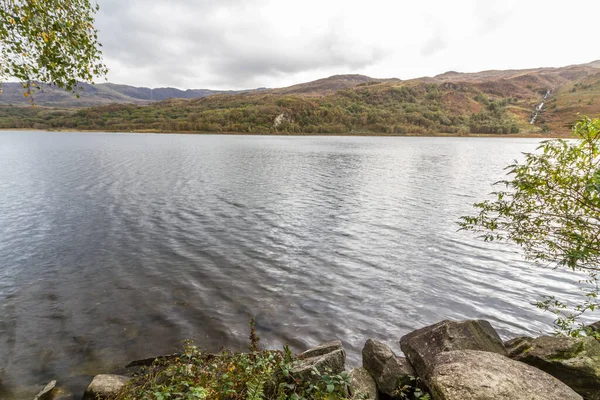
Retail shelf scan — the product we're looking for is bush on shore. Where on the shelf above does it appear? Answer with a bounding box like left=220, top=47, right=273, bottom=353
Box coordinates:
left=112, top=320, right=354, bottom=400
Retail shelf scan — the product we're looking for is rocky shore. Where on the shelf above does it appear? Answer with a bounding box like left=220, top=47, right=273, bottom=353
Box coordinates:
left=34, top=319, right=600, bottom=400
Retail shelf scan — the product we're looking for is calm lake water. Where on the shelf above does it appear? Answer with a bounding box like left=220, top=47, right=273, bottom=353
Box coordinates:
left=0, top=131, right=583, bottom=398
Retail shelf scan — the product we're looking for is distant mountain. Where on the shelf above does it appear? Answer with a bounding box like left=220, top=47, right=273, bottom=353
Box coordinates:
left=0, top=74, right=391, bottom=107
left=2, top=60, right=600, bottom=135
left=0, top=82, right=265, bottom=107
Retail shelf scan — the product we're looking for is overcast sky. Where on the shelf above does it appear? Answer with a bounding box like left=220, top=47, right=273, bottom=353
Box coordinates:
left=94, top=0, right=600, bottom=90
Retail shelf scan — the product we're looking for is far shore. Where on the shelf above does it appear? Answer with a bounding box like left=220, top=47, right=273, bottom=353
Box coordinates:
left=0, top=128, right=575, bottom=139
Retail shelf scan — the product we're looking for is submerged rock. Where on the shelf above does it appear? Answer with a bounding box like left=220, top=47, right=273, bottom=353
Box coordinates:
left=83, top=374, right=130, bottom=400
left=399, top=319, right=506, bottom=383
left=33, top=380, right=55, bottom=400
left=125, top=353, right=180, bottom=368
left=506, top=335, right=600, bottom=400
left=362, top=339, right=413, bottom=397
left=430, top=350, right=582, bottom=400
left=349, top=367, right=378, bottom=400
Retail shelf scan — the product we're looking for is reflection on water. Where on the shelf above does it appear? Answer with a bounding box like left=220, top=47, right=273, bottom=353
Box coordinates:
left=0, top=131, right=583, bottom=398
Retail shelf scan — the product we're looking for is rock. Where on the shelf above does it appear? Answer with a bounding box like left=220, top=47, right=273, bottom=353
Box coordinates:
left=47, top=387, right=72, bottom=400
left=507, top=335, right=600, bottom=400
left=504, top=336, right=533, bottom=358
left=298, top=340, right=343, bottom=359
left=291, top=342, right=346, bottom=380
left=82, top=374, right=130, bottom=400
left=273, top=113, right=292, bottom=128
left=125, top=353, right=180, bottom=368
left=589, top=321, right=600, bottom=333
left=362, top=339, right=413, bottom=397
left=349, top=367, right=378, bottom=400
left=33, top=380, right=55, bottom=400
left=399, top=319, right=506, bottom=382
left=429, top=350, right=582, bottom=400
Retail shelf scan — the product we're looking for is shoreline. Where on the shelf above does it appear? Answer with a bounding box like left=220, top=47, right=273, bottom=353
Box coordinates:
left=25, top=318, right=599, bottom=400
left=0, top=128, right=574, bottom=139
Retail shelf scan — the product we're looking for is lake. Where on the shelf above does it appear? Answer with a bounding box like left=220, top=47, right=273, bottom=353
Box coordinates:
left=0, top=131, right=582, bottom=398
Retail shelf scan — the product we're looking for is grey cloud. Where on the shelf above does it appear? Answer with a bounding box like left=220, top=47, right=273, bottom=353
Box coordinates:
left=420, top=29, right=447, bottom=57
left=94, top=0, right=388, bottom=88
left=474, top=1, right=515, bottom=35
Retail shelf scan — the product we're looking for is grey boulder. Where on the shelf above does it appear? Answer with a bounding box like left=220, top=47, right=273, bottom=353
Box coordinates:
left=430, top=350, right=582, bottom=400
left=504, top=336, right=533, bottom=358
left=506, top=335, right=600, bottom=400
left=298, top=340, right=344, bottom=360
left=349, top=367, right=378, bottom=400
left=83, top=374, right=130, bottom=400
left=588, top=321, right=600, bottom=334
left=362, top=339, right=413, bottom=397
left=399, top=319, right=506, bottom=382
left=291, top=341, right=346, bottom=379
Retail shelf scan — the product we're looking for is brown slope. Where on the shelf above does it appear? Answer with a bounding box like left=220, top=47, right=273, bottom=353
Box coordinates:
left=267, top=74, right=400, bottom=96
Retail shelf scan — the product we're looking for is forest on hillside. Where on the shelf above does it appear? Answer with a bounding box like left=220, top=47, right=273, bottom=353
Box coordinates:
left=0, top=82, right=524, bottom=135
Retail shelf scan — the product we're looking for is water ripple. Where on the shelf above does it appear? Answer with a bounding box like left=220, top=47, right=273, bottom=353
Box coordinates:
left=0, top=131, right=590, bottom=398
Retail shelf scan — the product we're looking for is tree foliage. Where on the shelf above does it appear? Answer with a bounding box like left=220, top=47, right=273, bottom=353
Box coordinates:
left=0, top=0, right=107, bottom=96
left=460, top=117, right=600, bottom=335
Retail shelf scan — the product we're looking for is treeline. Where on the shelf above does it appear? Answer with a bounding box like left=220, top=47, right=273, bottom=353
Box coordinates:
left=0, top=82, right=522, bottom=135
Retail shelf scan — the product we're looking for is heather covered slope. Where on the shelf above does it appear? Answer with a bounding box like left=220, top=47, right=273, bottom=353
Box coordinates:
left=1, top=61, right=599, bottom=134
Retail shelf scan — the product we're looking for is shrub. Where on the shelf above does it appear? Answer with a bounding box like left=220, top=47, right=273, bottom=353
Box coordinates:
left=460, top=117, right=600, bottom=336
left=113, top=324, right=353, bottom=400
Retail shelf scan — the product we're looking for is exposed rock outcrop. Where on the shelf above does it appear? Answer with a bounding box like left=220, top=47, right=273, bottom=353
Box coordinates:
left=429, top=350, right=583, bottom=400
left=506, top=335, right=600, bottom=400
left=399, top=319, right=506, bottom=382
left=349, top=367, right=378, bottom=400
left=273, top=113, right=293, bottom=128
left=83, top=374, right=130, bottom=400
left=362, top=339, right=413, bottom=398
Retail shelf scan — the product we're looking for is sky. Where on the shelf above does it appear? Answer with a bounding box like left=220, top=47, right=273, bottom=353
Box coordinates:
left=94, top=0, right=600, bottom=90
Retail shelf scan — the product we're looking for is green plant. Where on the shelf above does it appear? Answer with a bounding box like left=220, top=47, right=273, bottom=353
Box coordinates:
left=113, top=320, right=353, bottom=400
left=249, top=318, right=260, bottom=353
left=460, top=117, right=600, bottom=336
left=394, top=376, right=431, bottom=400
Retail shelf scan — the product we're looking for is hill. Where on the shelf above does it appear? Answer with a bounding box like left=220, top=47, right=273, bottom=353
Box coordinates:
left=0, top=82, right=264, bottom=107
left=1, top=61, right=600, bottom=135
left=0, top=74, right=383, bottom=107
left=268, top=74, right=399, bottom=96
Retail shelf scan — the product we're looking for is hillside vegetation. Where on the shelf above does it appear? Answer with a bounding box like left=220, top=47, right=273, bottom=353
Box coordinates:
left=1, top=61, right=600, bottom=135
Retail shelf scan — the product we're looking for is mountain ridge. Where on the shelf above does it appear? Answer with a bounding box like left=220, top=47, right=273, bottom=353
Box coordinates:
left=3, top=60, right=599, bottom=108
left=2, top=60, right=600, bottom=135
left=0, top=74, right=387, bottom=107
